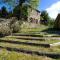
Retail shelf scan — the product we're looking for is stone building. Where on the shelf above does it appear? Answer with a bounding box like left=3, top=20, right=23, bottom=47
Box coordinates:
left=27, top=6, right=41, bottom=24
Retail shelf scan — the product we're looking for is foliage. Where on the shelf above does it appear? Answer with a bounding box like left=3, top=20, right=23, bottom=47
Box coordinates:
left=3, top=0, right=39, bottom=8
left=0, top=17, right=21, bottom=36
left=11, top=21, right=20, bottom=33
left=8, top=11, right=13, bottom=18
left=0, top=6, right=13, bottom=18
left=0, top=23, right=11, bottom=36
left=3, top=0, right=39, bottom=20
left=13, top=5, right=20, bottom=20
left=29, top=0, right=39, bottom=8
left=41, top=11, right=54, bottom=27
left=13, top=4, right=28, bottom=20
left=0, top=6, right=8, bottom=18
left=48, top=19, right=55, bottom=28
left=41, top=11, right=50, bottom=20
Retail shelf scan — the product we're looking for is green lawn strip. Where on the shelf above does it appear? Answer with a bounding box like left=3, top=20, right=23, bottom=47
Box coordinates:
left=0, top=42, right=60, bottom=53
left=2, top=36, right=60, bottom=44
left=20, top=25, right=48, bottom=33
left=0, top=49, right=54, bottom=60
left=20, top=28, right=42, bottom=33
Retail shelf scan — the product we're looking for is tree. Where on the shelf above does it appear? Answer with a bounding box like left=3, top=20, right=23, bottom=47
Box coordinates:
left=41, top=10, right=54, bottom=27
left=41, top=11, right=50, bottom=20
left=8, top=11, right=13, bottom=18
left=1, top=6, right=8, bottom=18
left=0, top=10, right=2, bottom=18
left=3, top=0, right=39, bottom=8
left=3, top=0, right=39, bottom=20
left=29, top=0, right=39, bottom=8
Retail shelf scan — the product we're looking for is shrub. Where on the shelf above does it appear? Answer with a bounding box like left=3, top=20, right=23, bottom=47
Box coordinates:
left=0, top=23, right=11, bottom=36
left=11, top=21, right=20, bottom=33
left=0, top=18, right=21, bottom=37
left=48, top=20, right=54, bottom=28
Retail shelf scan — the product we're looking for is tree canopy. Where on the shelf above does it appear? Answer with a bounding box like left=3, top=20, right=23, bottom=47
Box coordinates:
left=3, top=0, right=39, bottom=8
left=41, top=10, right=54, bottom=27
left=3, top=0, right=40, bottom=20
left=41, top=11, right=50, bottom=20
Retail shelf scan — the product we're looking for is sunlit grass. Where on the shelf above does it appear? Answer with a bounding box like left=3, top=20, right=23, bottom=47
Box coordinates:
left=0, top=49, right=54, bottom=60
left=20, top=24, right=48, bottom=33
left=0, top=42, right=60, bottom=53
left=2, top=36, right=60, bottom=44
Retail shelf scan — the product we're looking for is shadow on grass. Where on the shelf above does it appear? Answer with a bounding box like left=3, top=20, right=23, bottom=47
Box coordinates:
left=41, top=28, right=60, bottom=35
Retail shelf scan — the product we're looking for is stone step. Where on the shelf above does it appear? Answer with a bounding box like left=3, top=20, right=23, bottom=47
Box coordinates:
left=0, top=42, right=60, bottom=53
left=6, top=36, right=60, bottom=40
left=0, top=39, right=50, bottom=47
left=12, top=33, right=43, bottom=37
left=1, top=38, right=60, bottom=47
left=13, top=33, right=60, bottom=37
left=6, top=36, right=45, bottom=41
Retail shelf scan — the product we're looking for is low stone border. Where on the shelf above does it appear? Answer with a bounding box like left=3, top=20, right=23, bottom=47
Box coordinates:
left=0, top=39, right=50, bottom=47
left=13, top=33, right=60, bottom=37
left=12, top=33, right=43, bottom=37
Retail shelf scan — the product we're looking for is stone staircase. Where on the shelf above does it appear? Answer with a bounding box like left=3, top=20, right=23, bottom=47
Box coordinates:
left=0, top=33, right=60, bottom=58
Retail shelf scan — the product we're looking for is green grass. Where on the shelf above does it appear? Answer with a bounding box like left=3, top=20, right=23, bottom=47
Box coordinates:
left=20, top=24, right=48, bottom=33
left=0, top=49, right=54, bottom=60
left=0, top=41, right=60, bottom=53
left=0, top=24, right=60, bottom=60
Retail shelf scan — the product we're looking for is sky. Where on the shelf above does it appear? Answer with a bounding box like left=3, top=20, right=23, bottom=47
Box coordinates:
left=0, top=0, right=19, bottom=12
left=0, top=3, right=13, bottom=12
left=38, top=0, right=60, bottom=19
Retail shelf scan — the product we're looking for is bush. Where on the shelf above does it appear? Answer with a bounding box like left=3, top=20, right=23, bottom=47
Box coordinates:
left=0, top=18, right=21, bottom=37
left=0, top=23, right=11, bottom=36
left=11, top=21, right=20, bottom=33
left=48, top=20, right=54, bottom=28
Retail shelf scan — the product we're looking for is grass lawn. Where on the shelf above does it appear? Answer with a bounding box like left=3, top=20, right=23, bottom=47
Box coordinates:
left=0, top=49, right=55, bottom=60
left=20, top=24, right=48, bottom=33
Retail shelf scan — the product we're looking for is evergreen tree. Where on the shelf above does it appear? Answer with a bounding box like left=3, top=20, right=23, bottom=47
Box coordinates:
left=1, top=6, right=8, bottom=18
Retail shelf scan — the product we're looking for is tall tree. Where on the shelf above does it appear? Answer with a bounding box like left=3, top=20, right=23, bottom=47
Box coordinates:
left=3, top=0, right=39, bottom=19
left=41, top=11, right=50, bottom=20
left=3, top=0, right=39, bottom=8
left=29, top=0, right=39, bottom=8
left=1, top=6, right=8, bottom=18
